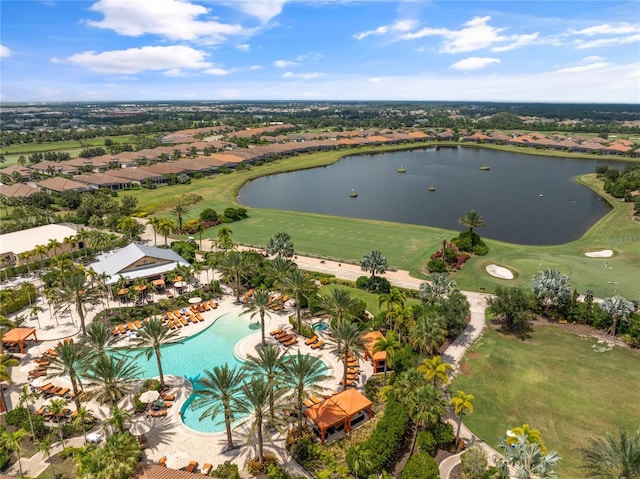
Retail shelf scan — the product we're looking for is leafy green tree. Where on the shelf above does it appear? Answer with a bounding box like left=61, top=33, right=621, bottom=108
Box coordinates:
left=409, top=313, right=446, bottom=357
left=156, top=217, right=175, bottom=247
left=219, top=251, right=247, bottom=302
left=450, top=390, right=474, bottom=448
left=600, top=295, right=636, bottom=337
left=506, top=423, right=547, bottom=453
left=133, top=317, right=181, bottom=390
left=73, top=406, right=94, bottom=443
left=418, top=355, right=453, bottom=388
left=403, top=384, right=446, bottom=430
left=47, top=340, right=89, bottom=411
left=58, top=266, right=99, bottom=335
left=216, top=225, right=235, bottom=252
left=1, top=427, right=28, bottom=477
left=497, top=433, right=561, bottom=479
left=457, top=209, right=486, bottom=236
left=360, top=250, right=388, bottom=288
left=19, top=385, right=40, bottom=439
left=82, top=320, right=114, bottom=358
left=283, top=268, right=316, bottom=332
left=373, top=331, right=400, bottom=385
left=192, top=365, right=246, bottom=452
left=83, top=355, right=141, bottom=404
left=266, top=231, right=295, bottom=258
left=268, top=256, right=296, bottom=299
left=244, top=345, right=286, bottom=424
left=242, top=288, right=272, bottom=347
left=321, top=286, right=358, bottom=323
left=330, top=319, right=365, bottom=388
left=104, top=405, right=131, bottom=435
left=75, top=432, right=141, bottom=479
left=579, top=428, right=640, bottom=479
left=172, top=202, right=188, bottom=230
left=461, top=445, right=488, bottom=479
left=0, top=354, right=19, bottom=413
left=36, top=432, right=57, bottom=479
left=47, top=398, right=69, bottom=447
left=282, top=351, right=330, bottom=434
left=419, top=273, right=456, bottom=305
left=487, top=286, right=534, bottom=332
left=349, top=443, right=373, bottom=479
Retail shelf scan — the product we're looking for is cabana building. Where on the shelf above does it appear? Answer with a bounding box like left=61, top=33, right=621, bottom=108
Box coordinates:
left=361, top=331, right=387, bottom=374
left=303, top=388, right=374, bottom=444
left=2, top=327, right=38, bottom=354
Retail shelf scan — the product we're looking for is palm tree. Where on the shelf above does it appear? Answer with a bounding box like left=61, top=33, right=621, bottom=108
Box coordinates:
left=83, top=355, right=141, bottom=404
left=404, top=384, right=447, bottom=430
left=418, top=355, right=454, bottom=388
left=283, top=268, right=316, bottom=332
left=88, top=229, right=115, bottom=252
left=73, top=406, right=94, bottom=443
left=321, top=286, right=358, bottom=323
left=1, top=427, right=28, bottom=477
left=82, top=320, right=114, bottom=358
left=373, top=331, right=400, bottom=385
left=215, top=225, right=235, bottom=252
left=497, top=433, right=561, bottom=479
left=18, top=251, right=33, bottom=274
left=133, top=317, right=181, bottom=390
left=457, top=209, right=486, bottom=236
left=19, top=385, right=40, bottom=439
left=47, top=398, right=69, bottom=447
left=75, top=432, right=141, bottom=479
left=34, top=244, right=49, bottom=269
left=330, top=319, right=365, bottom=388
left=219, top=251, right=246, bottom=302
left=172, top=202, right=188, bottom=230
left=266, top=231, right=295, bottom=258
left=36, top=433, right=57, bottom=479
left=236, top=377, right=286, bottom=465
left=379, top=287, right=406, bottom=313
left=389, top=304, right=413, bottom=340
left=359, top=250, right=388, bottom=287
left=409, top=313, right=446, bottom=357
left=116, top=216, right=139, bottom=241
left=192, top=364, right=247, bottom=452
left=104, top=405, right=131, bottom=435
left=147, top=216, right=161, bottom=246
left=282, top=351, right=330, bottom=434
left=244, top=345, right=286, bottom=423
left=47, top=340, right=90, bottom=411
left=268, top=256, right=296, bottom=299
left=58, top=266, right=98, bottom=335
left=349, top=443, right=373, bottom=479
left=47, top=238, right=62, bottom=257
left=600, top=295, right=636, bottom=337
left=29, top=303, right=44, bottom=329
left=241, top=289, right=272, bottom=347
left=156, top=217, right=175, bottom=247
left=532, top=268, right=571, bottom=312
left=0, top=353, right=19, bottom=413
left=419, top=274, right=456, bottom=305
left=506, top=423, right=547, bottom=453
left=579, top=428, right=640, bottom=479
left=75, top=228, right=91, bottom=257
left=450, top=390, right=474, bottom=448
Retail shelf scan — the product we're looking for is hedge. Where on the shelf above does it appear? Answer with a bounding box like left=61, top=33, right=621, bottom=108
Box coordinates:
left=400, top=452, right=439, bottom=479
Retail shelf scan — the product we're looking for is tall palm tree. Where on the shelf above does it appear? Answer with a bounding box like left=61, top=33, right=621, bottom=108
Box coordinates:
left=88, top=229, right=115, bottom=252
left=215, top=225, right=235, bottom=252
left=73, top=406, right=94, bottom=443
left=282, top=268, right=316, bottom=332
left=19, top=385, right=40, bottom=439
left=82, top=321, right=114, bottom=359
left=1, top=427, right=28, bottom=477
left=219, top=251, right=246, bottom=302
left=450, top=390, right=474, bottom=448
left=75, top=228, right=91, bottom=258
left=172, top=202, right=188, bottom=231
left=104, top=405, right=131, bottom=435
left=147, top=216, right=161, bottom=246
left=359, top=250, right=388, bottom=287
left=58, top=266, right=98, bottom=335
left=579, top=428, right=640, bottom=479
left=418, top=355, right=453, bottom=388
left=389, top=304, right=413, bottom=339
left=34, top=244, right=49, bottom=269
left=83, top=355, right=141, bottom=404
left=457, top=209, right=486, bottom=236
left=373, top=331, right=400, bottom=385
left=156, top=217, right=175, bottom=247
left=409, top=313, right=446, bottom=357
left=0, top=353, right=20, bottom=413
left=116, top=216, right=139, bottom=242
left=244, top=345, right=287, bottom=423
left=36, top=433, right=57, bottom=479
left=47, top=238, right=62, bottom=257
left=330, top=319, right=365, bottom=388
left=29, top=303, right=44, bottom=329
left=497, top=433, right=561, bottom=479
left=322, top=287, right=358, bottom=323
left=133, top=317, right=181, bottom=390
left=600, top=295, right=636, bottom=337
left=283, top=351, right=330, bottom=434
left=75, top=432, right=141, bottom=479
left=236, top=377, right=286, bottom=465
left=268, top=256, right=296, bottom=299
left=404, top=384, right=446, bottom=430
left=47, top=398, right=69, bottom=447
left=379, top=287, right=406, bottom=313
left=48, top=340, right=90, bottom=411
left=192, top=364, right=247, bottom=452
left=242, top=288, right=272, bottom=347
left=18, top=251, right=33, bottom=274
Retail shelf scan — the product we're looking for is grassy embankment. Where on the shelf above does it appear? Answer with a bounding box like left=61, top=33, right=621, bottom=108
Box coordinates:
left=128, top=144, right=640, bottom=298
left=452, top=322, right=640, bottom=478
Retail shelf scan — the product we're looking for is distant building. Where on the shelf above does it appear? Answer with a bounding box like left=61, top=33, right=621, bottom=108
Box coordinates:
left=0, top=224, right=81, bottom=268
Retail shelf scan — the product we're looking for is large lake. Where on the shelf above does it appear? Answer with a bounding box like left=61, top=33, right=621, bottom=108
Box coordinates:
left=238, top=147, right=627, bottom=245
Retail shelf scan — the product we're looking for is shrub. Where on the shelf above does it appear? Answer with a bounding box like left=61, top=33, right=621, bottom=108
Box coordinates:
left=461, top=445, right=488, bottom=479
left=0, top=452, right=9, bottom=471
left=427, top=258, right=447, bottom=273
left=210, top=462, right=240, bottom=479
left=5, top=407, right=28, bottom=427
left=472, top=243, right=489, bottom=256
left=200, top=208, right=218, bottom=222
left=416, top=430, right=436, bottom=454
left=433, top=421, right=455, bottom=446
left=400, top=452, right=439, bottom=479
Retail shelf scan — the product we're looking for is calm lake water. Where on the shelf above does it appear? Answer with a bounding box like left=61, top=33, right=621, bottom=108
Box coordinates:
left=238, top=147, right=626, bottom=244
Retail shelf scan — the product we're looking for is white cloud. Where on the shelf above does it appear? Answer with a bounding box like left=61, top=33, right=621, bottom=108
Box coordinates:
left=205, top=67, right=231, bottom=76
left=163, top=69, right=188, bottom=77
left=283, top=71, right=325, bottom=80
left=491, top=33, right=539, bottom=52
left=354, top=20, right=418, bottom=40
left=274, top=59, right=298, bottom=68
left=65, top=45, right=212, bottom=74
left=555, top=62, right=610, bottom=74
left=86, top=0, right=247, bottom=42
left=237, top=44, right=251, bottom=52
left=224, top=0, right=288, bottom=23
left=570, top=23, right=640, bottom=36
left=581, top=56, right=605, bottom=63
left=249, top=65, right=263, bottom=70
left=450, top=57, right=500, bottom=71
left=575, top=34, right=640, bottom=49
left=0, top=44, right=11, bottom=58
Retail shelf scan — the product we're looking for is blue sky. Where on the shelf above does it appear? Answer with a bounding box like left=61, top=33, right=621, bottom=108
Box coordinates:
left=1, top=0, right=639, bottom=103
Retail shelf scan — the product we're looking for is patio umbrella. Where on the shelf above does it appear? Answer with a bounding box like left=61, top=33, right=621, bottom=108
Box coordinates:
left=174, top=281, right=187, bottom=288
left=139, top=390, right=160, bottom=403
left=129, top=421, right=151, bottom=436
left=165, top=451, right=190, bottom=470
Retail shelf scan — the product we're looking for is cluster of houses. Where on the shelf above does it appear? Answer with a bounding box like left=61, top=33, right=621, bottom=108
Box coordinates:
left=1, top=126, right=638, bottom=199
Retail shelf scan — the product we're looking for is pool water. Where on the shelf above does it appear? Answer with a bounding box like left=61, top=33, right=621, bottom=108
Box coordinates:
left=118, top=313, right=248, bottom=433
left=313, top=322, right=329, bottom=331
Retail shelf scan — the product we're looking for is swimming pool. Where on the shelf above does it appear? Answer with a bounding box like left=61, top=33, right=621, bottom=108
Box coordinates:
left=118, top=312, right=328, bottom=433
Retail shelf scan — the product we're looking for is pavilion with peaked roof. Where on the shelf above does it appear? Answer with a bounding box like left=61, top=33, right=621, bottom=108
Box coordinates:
left=361, top=331, right=387, bottom=374
left=303, top=388, right=374, bottom=444
left=1, top=327, right=38, bottom=354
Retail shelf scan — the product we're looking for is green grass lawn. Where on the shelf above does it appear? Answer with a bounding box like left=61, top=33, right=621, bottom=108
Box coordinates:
left=128, top=145, right=640, bottom=298
left=451, top=323, right=640, bottom=478
left=319, top=283, right=421, bottom=316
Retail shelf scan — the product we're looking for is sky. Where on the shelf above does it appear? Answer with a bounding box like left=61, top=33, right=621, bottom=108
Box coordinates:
left=1, top=0, right=639, bottom=103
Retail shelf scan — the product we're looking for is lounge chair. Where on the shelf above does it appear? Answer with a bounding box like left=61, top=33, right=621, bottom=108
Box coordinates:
left=188, top=314, right=197, bottom=324
left=269, top=327, right=283, bottom=336
left=164, top=401, right=173, bottom=408
left=278, top=334, right=292, bottom=343
left=202, top=302, right=210, bottom=311
left=135, top=320, right=143, bottom=329
left=179, top=317, right=188, bottom=326
left=34, top=358, right=50, bottom=364
left=201, top=464, right=212, bottom=475
left=158, top=456, right=167, bottom=467
left=147, top=409, right=167, bottom=418
left=190, top=305, right=198, bottom=313
left=174, top=319, right=183, bottom=328
left=303, top=399, right=314, bottom=408
left=56, top=388, right=70, bottom=397
left=305, top=335, right=318, bottom=345
left=209, top=300, right=217, bottom=309
left=160, top=392, right=175, bottom=401
left=195, top=312, right=204, bottom=322
left=274, top=330, right=289, bottom=340
left=282, top=337, right=297, bottom=347
left=127, top=322, right=136, bottom=331
left=310, top=396, right=322, bottom=404
left=174, top=310, right=182, bottom=318
left=118, top=324, right=127, bottom=334
left=186, top=461, right=198, bottom=473
left=39, top=383, right=54, bottom=392
left=167, top=320, right=176, bottom=330
left=311, top=340, right=325, bottom=350
left=111, top=327, right=120, bottom=336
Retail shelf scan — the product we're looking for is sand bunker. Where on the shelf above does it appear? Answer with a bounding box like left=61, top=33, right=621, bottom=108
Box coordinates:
left=486, top=264, right=514, bottom=280
left=585, top=250, right=613, bottom=258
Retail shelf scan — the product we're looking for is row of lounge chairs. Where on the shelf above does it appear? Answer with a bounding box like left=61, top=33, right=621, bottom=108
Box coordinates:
left=158, top=456, right=211, bottom=475
left=304, top=335, right=325, bottom=350
left=37, top=382, right=90, bottom=401
left=272, top=329, right=298, bottom=347
left=111, top=318, right=150, bottom=336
